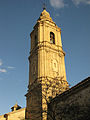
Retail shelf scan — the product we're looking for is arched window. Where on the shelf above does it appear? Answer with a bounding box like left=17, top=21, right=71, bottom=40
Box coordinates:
left=50, top=32, right=55, bottom=44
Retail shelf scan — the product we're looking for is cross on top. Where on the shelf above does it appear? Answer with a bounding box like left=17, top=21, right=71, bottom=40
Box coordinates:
left=43, top=3, right=46, bottom=10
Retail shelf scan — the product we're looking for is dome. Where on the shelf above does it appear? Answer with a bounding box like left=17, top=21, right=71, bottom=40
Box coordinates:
left=40, top=9, right=50, bottom=18
left=38, top=9, right=53, bottom=22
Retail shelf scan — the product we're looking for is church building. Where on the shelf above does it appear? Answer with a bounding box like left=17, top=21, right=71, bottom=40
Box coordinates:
left=0, top=8, right=90, bottom=120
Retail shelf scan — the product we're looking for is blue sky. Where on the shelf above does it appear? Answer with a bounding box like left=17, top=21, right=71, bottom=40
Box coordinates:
left=0, top=0, right=90, bottom=115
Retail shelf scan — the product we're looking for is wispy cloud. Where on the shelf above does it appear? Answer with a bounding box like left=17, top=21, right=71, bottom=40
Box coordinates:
left=7, top=66, right=15, bottom=69
left=0, top=59, right=3, bottom=66
left=72, top=0, right=90, bottom=5
left=0, top=68, right=7, bottom=73
left=49, top=0, right=65, bottom=8
left=0, top=59, right=15, bottom=73
left=0, top=59, right=6, bottom=73
left=49, top=0, right=90, bottom=9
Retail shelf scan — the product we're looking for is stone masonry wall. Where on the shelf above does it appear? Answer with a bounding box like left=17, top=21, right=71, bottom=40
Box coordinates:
left=48, top=77, right=90, bottom=120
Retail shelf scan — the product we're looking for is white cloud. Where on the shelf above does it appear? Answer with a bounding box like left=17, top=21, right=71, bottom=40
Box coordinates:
left=50, top=0, right=65, bottom=8
left=49, top=0, right=90, bottom=9
left=0, top=69, right=7, bottom=73
left=7, top=66, right=15, bottom=69
left=72, top=0, right=90, bottom=5
left=0, top=59, right=3, bottom=66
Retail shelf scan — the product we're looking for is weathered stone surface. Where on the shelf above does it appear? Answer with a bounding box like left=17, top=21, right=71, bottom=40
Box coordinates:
left=48, top=77, right=90, bottom=120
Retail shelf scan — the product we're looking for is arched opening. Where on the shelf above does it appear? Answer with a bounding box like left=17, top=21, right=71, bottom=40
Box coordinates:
left=50, top=32, right=55, bottom=44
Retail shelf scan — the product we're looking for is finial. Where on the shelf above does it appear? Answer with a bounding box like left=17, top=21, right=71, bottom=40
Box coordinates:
left=16, top=100, right=18, bottom=105
left=43, top=3, right=46, bottom=10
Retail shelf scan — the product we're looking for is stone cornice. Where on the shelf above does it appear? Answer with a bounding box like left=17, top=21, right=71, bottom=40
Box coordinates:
left=29, top=41, right=65, bottom=60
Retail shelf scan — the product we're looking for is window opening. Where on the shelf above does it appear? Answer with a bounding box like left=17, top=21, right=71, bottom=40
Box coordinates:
left=50, top=32, right=55, bottom=44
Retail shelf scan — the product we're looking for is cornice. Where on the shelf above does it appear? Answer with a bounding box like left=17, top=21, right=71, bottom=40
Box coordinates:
left=29, top=41, right=65, bottom=60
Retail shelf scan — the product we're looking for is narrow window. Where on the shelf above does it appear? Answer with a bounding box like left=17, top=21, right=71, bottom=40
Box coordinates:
left=50, top=32, right=55, bottom=44
left=35, top=35, right=37, bottom=46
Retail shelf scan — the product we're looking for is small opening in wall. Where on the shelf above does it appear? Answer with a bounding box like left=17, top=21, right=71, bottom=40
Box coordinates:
left=50, top=32, right=55, bottom=44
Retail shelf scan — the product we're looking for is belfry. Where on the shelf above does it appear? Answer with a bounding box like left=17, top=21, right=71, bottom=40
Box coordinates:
left=25, top=9, right=69, bottom=120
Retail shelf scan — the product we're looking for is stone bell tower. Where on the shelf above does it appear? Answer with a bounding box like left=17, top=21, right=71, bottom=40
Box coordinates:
left=25, top=9, right=69, bottom=120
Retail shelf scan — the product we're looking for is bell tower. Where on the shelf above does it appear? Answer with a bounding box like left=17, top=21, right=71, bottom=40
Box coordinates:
left=25, top=9, right=69, bottom=120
